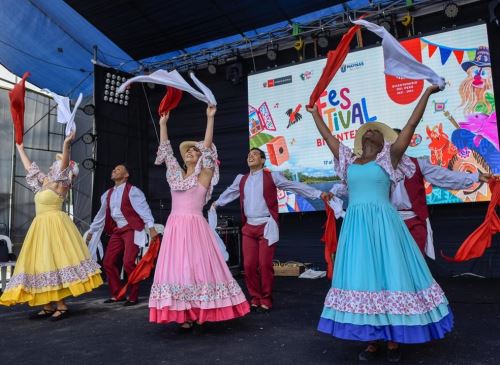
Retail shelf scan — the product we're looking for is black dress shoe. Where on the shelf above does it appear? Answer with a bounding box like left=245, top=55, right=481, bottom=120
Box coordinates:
left=48, top=309, right=69, bottom=322
left=358, top=345, right=380, bottom=361
left=29, top=309, right=55, bottom=320
left=250, top=305, right=259, bottom=313
left=123, top=300, right=138, bottom=307
left=387, top=347, right=402, bottom=362
left=103, top=298, right=124, bottom=304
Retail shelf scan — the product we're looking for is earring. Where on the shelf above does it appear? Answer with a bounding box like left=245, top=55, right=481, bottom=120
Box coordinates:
left=183, top=163, right=187, bottom=170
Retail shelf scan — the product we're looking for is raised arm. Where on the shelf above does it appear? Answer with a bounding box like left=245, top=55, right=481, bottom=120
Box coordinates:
left=204, top=105, right=216, bottom=148
left=15, top=143, right=33, bottom=172
left=390, top=85, right=440, bottom=167
left=60, top=131, right=76, bottom=171
left=306, top=105, right=340, bottom=160
left=159, top=112, right=170, bottom=143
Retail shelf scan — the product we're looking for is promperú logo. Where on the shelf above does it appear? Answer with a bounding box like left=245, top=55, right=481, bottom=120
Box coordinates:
left=263, top=75, right=293, bottom=88
left=340, top=61, right=364, bottom=73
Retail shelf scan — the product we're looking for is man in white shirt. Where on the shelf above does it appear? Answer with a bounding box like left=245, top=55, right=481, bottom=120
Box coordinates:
left=213, top=148, right=328, bottom=312
left=86, top=164, right=157, bottom=306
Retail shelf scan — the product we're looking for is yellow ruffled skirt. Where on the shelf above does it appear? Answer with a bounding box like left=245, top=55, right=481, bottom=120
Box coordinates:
left=0, top=189, right=102, bottom=306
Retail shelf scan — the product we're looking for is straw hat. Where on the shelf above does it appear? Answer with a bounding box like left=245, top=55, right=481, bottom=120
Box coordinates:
left=179, top=141, right=199, bottom=160
left=353, top=122, right=398, bottom=156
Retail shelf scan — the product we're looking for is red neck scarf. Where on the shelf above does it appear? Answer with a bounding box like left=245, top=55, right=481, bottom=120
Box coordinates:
left=441, top=178, right=500, bottom=262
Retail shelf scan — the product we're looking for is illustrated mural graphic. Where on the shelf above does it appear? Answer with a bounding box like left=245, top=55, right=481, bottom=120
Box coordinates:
left=248, top=24, right=498, bottom=212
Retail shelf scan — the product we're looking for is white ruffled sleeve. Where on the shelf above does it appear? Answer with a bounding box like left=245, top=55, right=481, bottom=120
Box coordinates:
left=26, top=162, right=46, bottom=193
left=194, top=141, right=219, bottom=203
left=375, top=142, right=416, bottom=183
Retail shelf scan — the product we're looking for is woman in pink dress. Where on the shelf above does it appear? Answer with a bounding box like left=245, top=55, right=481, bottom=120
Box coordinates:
left=149, top=106, right=250, bottom=329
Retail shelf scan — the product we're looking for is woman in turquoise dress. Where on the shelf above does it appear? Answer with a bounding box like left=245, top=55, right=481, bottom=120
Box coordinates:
left=307, top=84, right=453, bottom=362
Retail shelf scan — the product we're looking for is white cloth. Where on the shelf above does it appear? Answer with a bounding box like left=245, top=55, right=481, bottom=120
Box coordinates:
left=89, top=183, right=155, bottom=247
left=44, top=90, right=83, bottom=135
left=215, top=170, right=322, bottom=246
left=87, top=227, right=104, bottom=261
left=117, top=69, right=217, bottom=105
left=207, top=207, right=229, bottom=261
left=351, top=19, right=445, bottom=90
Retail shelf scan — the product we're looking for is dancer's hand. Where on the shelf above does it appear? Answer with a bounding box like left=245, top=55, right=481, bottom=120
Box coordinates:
left=159, top=112, right=170, bottom=125
left=149, top=227, right=158, bottom=239
left=86, top=233, right=93, bottom=243
left=64, top=130, right=76, bottom=146
left=306, top=104, right=319, bottom=115
left=479, top=172, right=492, bottom=183
left=207, top=105, right=217, bottom=118
left=320, top=192, right=333, bottom=200
left=211, top=202, right=218, bottom=209
left=425, top=84, right=441, bottom=95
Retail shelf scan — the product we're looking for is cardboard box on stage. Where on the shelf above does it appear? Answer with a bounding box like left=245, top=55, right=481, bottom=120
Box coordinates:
left=273, top=261, right=305, bottom=277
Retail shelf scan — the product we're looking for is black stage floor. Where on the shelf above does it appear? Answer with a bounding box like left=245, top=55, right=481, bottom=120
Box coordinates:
left=1, top=276, right=499, bottom=365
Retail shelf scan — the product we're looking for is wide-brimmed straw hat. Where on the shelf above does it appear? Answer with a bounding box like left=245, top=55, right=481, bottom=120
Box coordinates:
left=179, top=141, right=199, bottom=160
left=353, top=122, right=398, bottom=156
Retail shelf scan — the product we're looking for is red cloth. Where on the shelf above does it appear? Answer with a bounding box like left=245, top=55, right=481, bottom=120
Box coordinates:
left=103, top=226, right=140, bottom=301
left=116, top=235, right=162, bottom=300
left=404, top=157, right=430, bottom=221
left=104, top=183, right=145, bottom=235
left=9, top=72, right=30, bottom=144
left=158, top=86, right=183, bottom=116
left=307, top=24, right=362, bottom=108
left=321, top=198, right=338, bottom=280
left=404, top=216, right=427, bottom=255
left=241, top=223, right=276, bottom=308
left=441, top=178, right=500, bottom=262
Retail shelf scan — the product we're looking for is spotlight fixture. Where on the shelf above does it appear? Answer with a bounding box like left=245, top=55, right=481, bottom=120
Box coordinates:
left=82, top=133, right=96, bottom=144
left=266, top=44, right=278, bottom=61
left=103, top=70, right=130, bottom=107
left=316, top=33, right=329, bottom=48
left=379, top=19, right=391, bottom=32
left=444, top=2, right=459, bottom=18
left=207, top=63, right=217, bottom=75
left=225, top=63, right=243, bottom=85
left=82, top=158, right=96, bottom=170
left=82, top=104, right=95, bottom=116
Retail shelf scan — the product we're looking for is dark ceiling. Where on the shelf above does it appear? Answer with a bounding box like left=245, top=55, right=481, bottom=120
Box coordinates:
left=65, top=0, right=346, bottom=60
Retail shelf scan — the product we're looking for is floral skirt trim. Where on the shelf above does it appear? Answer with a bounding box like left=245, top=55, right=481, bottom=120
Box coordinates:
left=323, top=281, right=446, bottom=315
left=149, top=279, right=244, bottom=302
left=5, top=259, right=101, bottom=291
left=0, top=273, right=103, bottom=307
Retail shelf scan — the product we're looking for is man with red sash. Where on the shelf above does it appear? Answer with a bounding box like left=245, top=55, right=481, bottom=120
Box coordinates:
left=87, top=164, right=157, bottom=305
left=391, top=128, right=490, bottom=258
left=213, top=148, right=328, bottom=312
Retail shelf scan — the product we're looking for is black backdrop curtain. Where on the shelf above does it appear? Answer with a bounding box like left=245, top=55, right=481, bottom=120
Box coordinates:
left=92, top=1, right=500, bottom=277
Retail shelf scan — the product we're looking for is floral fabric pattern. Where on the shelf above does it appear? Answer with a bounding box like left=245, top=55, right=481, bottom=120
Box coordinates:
left=6, top=259, right=101, bottom=290
left=25, top=161, right=74, bottom=193
left=155, top=140, right=219, bottom=203
left=323, top=281, right=447, bottom=315
left=150, top=279, right=243, bottom=302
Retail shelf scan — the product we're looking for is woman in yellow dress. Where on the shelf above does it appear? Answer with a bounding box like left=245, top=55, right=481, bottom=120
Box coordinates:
left=0, top=132, right=103, bottom=320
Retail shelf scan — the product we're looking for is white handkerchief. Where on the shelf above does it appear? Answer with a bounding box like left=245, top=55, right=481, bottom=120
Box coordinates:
left=117, top=69, right=217, bottom=105
left=86, top=227, right=104, bottom=262
left=44, top=90, right=83, bottom=135
left=351, top=18, right=445, bottom=90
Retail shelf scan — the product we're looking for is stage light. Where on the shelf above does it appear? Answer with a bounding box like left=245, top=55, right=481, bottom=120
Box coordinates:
left=379, top=20, right=391, bottom=31
left=82, top=133, right=96, bottom=144
left=82, top=104, right=95, bottom=116
left=208, top=63, right=217, bottom=75
left=444, top=2, right=459, bottom=18
left=82, top=158, right=96, bottom=170
left=266, top=44, right=278, bottom=61
left=317, top=33, right=329, bottom=48
left=102, top=70, right=130, bottom=107
left=226, top=63, right=243, bottom=85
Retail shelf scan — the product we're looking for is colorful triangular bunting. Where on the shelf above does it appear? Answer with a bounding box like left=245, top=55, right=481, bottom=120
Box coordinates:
left=453, top=50, right=464, bottom=64
left=439, top=46, right=452, bottom=65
